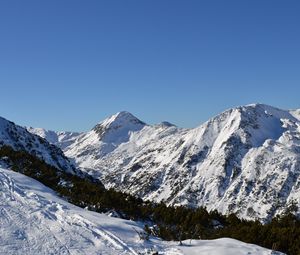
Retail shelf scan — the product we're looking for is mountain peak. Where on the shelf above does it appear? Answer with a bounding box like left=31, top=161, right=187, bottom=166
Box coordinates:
left=157, top=121, right=176, bottom=127
left=111, top=111, right=145, bottom=125
left=96, top=111, right=146, bottom=130
left=92, top=111, right=146, bottom=145
left=244, top=103, right=269, bottom=108
left=239, top=103, right=296, bottom=122
left=114, top=111, right=136, bottom=118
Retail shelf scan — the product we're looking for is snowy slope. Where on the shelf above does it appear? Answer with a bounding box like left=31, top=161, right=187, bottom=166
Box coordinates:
left=0, top=117, right=75, bottom=173
left=28, top=104, right=300, bottom=221
left=0, top=166, right=282, bottom=255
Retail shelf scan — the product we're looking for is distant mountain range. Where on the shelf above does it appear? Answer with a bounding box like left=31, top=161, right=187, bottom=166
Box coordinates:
left=25, top=104, right=300, bottom=221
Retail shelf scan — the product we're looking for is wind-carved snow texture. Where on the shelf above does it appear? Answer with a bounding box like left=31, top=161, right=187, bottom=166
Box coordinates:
left=0, top=167, right=283, bottom=255
left=28, top=104, right=300, bottom=221
left=0, top=117, right=75, bottom=173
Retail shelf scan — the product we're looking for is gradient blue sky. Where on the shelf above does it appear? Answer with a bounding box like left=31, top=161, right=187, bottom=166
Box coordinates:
left=1, top=0, right=299, bottom=131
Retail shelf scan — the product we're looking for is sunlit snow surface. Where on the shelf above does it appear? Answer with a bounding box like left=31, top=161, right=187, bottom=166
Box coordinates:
left=0, top=167, right=282, bottom=255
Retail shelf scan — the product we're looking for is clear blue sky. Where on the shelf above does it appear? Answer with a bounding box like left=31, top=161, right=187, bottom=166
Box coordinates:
left=1, top=0, right=299, bottom=131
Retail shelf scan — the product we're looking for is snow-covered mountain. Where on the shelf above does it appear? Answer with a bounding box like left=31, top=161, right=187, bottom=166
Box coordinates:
left=0, top=166, right=283, bottom=255
left=29, top=104, right=300, bottom=221
left=0, top=116, right=75, bottom=173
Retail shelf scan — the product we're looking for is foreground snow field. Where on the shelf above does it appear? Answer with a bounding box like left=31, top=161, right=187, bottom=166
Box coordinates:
left=0, top=167, right=283, bottom=254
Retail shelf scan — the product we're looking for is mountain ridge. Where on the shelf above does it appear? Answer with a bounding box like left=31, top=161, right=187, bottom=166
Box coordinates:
left=0, top=116, right=75, bottom=173
left=27, top=104, right=300, bottom=221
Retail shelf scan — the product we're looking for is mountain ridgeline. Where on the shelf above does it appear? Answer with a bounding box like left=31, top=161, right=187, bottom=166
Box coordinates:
left=28, top=104, right=300, bottom=222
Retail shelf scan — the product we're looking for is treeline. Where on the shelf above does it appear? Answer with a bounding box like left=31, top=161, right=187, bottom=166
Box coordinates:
left=0, top=145, right=299, bottom=255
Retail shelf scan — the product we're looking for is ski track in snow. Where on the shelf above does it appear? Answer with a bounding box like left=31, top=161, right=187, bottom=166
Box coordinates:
left=0, top=168, right=139, bottom=255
